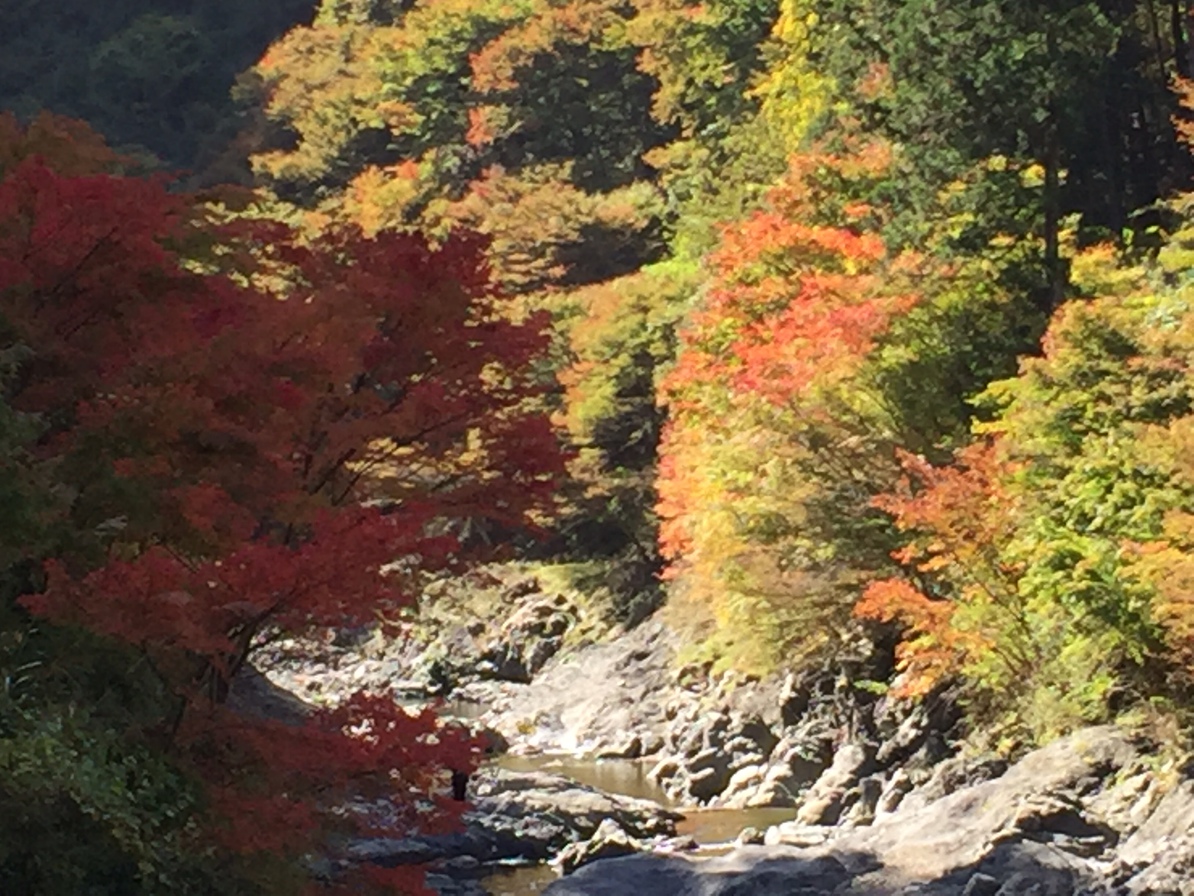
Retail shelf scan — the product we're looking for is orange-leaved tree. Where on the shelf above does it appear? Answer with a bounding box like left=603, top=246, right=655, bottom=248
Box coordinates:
left=855, top=443, right=1026, bottom=701
left=0, top=114, right=560, bottom=892
left=656, top=141, right=921, bottom=669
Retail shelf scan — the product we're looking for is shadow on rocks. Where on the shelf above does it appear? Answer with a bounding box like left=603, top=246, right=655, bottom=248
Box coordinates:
left=542, top=840, right=1112, bottom=896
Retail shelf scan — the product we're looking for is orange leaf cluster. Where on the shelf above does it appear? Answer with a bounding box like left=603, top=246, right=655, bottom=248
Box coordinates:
left=855, top=579, right=968, bottom=698
left=469, top=0, right=624, bottom=92
left=656, top=143, right=916, bottom=641
left=856, top=443, right=1020, bottom=696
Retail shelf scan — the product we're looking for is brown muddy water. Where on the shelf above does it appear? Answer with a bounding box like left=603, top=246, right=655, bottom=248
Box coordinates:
left=479, top=753, right=798, bottom=896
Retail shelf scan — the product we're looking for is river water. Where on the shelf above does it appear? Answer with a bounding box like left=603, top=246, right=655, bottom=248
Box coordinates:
left=479, top=752, right=799, bottom=896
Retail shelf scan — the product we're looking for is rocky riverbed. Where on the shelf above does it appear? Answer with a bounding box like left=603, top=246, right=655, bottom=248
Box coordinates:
left=546, top=725, right=1194, bottom=896
left=245, top=567, right=1194, bottom=896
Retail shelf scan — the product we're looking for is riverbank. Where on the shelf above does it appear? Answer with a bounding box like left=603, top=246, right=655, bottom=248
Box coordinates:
left=243, top=566, right=1194, bottom=896
left=544, top=724, right=1194, bottom=896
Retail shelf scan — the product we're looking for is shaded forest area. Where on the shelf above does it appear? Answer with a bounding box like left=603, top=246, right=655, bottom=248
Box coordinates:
left=0, top=0, right=313, bottom=175
left=8, top=0, right=1194, bottom=893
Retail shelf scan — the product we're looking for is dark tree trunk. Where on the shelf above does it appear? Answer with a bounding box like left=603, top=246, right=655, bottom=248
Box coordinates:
left=1182, top=0, right=1194, bottom=76
left=1043, top=118, right=1065, bottom=311
left=1043, top=20, right=1066, bottom=312
left=451, top=769, right=470, bottom=801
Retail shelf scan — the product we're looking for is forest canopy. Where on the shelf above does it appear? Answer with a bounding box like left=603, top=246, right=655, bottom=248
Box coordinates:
left=6, top=0, right=1194, bottom=891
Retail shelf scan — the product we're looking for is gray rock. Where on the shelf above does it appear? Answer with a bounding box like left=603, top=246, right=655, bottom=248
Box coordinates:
left=1119, top=777, right=1194, bottom=867
left=877, top=768, right=915, bottom=814
left=701, top=713, right=733, bottom=751
left=689, top=766, right=730, bottom=803
left=525, top=636, right=562, bottom=675
left=1122, top=832, right=1194, bottom=895
left=655, top=835, right=699, bottom=853
left=728, top=750, right=767, bottom=773
left=478, top=619, right=680, bottom=755
left=476, top=725, right=509, bottom=755
left=1085, top=763, right=1163, bottom=835
left=795, top=741, right=874, bottom=825
left=686, top=747, right=735, bottom=802
left=744, top=774, right=802, bottom=809
left=842, top=726, right=1139, bottom=881
left=640, top=732, right=665, bottom=756
left=227, top=664, right=315, bottom=724
left=902, top=752, right=1010, bottom=811
left=962, top=872, right=1002, bottom=896
left=795, top=790, right=845, bottom=826
left=762, top=821, right=832, bottom=848
left=553, top=818, right=643, bottom=875
left=542, top=848, right=855, bottom=896
left=874, top=686, right=963, bottom=769
left=722, top=735, right=762, bottom=759
left=593, top=734, right=642, bottom=760
left=779, top=672, right=812, bottom=727
left=649, top=757, right=681, bottom=784
left=477, top=645, right=531, bottom=683
left=779, top=747, right=831, bottom=790
left=876, top=702, right=933, bottom=766
left=541, top=727, right=1149, bottom=896
left=736, top=715, right=780, bottom=757
left=736, top=826, right=766, bottom=846
left=719, top=764, right=766, bottom=807
left=841, top=775, right=883, bottom=826
left=688, top=746, right=726, bottom=773
left=968, top=840, right=1096, bottom=896
left=818, top=742, right=875, bottom=793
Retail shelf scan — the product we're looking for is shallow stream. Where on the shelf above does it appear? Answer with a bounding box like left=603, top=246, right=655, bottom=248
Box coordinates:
left=479, top=752, right=798, bottom=896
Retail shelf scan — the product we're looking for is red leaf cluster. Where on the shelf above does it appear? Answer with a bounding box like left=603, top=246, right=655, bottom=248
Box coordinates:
left=0, top=124, right=561, bottom=890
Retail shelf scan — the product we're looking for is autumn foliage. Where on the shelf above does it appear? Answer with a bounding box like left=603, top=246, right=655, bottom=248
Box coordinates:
left=6, top=10, right=1194, bottom=866
left=230, top=0, right=1194, bottom=754
left=856, top=444, right=1021, bottom=700
left=859, top=233, right=1194, bottom=740
left=0, top=115, right=559, bottom=890
left=655, top=143, right=920, bottom=667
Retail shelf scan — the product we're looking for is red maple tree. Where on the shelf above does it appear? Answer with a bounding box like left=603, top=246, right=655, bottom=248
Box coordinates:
left=0, top=116, right=561, bottom=890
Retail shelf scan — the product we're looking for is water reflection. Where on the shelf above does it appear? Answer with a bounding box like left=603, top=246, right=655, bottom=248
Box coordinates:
left=483, top=863, right=557, bottom=896
left=494, top=753, right=798, bottom=845
left=676, top=806, right=798, bottom=846
left=478, top=753, right=799, bottom=895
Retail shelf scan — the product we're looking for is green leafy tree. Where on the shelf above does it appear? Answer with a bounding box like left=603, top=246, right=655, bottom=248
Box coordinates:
left=812, top=0, right=1187, bottom=303
left=862, top=239, right=1194, bottom=743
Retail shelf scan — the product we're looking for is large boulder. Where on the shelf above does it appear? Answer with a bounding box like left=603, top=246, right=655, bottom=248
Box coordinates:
left=542, top=848, right=856, bottom=896
left=795, top=741, right=874, bottom=825
left=1115, top=775, right=1194, bottom=895
left=1120, top=833, right=1194, bottom=896
left=1117, top=777, right=1194, bottom=867
left=552, top=818, right=643, bottom=875
left=920, top=840, right=1102, bottom=896
left=476, top=619, right=680, bottom=755
left=841, top=726, right=1138, bottom=880
left=486, top=593, right=575, bottom=678
left=900, top=751, right=1010, bottom=811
